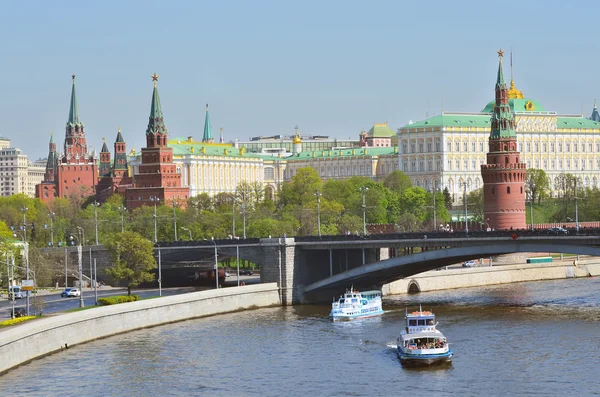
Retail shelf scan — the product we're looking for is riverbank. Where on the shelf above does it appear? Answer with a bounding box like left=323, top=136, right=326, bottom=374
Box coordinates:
left=382, top=257, right=600, bottom=295
left=0, top=283, right=280, bottom=375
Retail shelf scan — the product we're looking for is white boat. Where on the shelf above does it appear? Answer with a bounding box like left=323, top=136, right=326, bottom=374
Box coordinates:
left=330, top=288, right=384, bottom=321
left=397, top=307, right=453, bottom=365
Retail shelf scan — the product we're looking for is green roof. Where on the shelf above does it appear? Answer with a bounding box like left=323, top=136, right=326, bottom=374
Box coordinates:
left=482, top=98, right=546, bottom=113
left=402, top=114, right=492, bottom=130
left=283, top=146, right=398, bottom=161
left=367, top=123, right=395, bottom=138
left=67, top=76, right=82, bottom=127
left=556, top=117, right=600, bottom=129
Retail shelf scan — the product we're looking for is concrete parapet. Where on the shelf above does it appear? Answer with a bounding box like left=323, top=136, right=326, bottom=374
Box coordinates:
left=0, top=283, right=280, bottom=374
left=382, top=262, right=594, bottom=295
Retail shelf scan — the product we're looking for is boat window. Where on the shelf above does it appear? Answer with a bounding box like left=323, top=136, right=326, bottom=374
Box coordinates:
left=418, top=319, right=426, bottom=326
left=409, top=319, right=417, bottom=326
left=427, top=319, right=434, bottom=325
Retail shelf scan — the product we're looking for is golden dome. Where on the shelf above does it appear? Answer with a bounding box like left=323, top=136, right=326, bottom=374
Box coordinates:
left=292, top=131, right=302, bottom=144
left=508, top=79, right=524, bottom=99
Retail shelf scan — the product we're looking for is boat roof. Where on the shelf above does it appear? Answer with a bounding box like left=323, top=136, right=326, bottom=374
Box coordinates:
left=359, top=290, right=381, bottom=295
left=401, top=332, right=446, bottom=340
left=406, top=311, right=435, bottom=317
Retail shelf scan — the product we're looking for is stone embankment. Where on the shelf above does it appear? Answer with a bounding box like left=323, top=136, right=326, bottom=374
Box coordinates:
left=383, top=258, right=600, bottom=294
left=0, top=283, right=280, bottom=374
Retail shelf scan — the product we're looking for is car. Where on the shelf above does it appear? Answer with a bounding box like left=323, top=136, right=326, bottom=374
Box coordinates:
left=224, top=272, right=231, bottom=278
left=60, top=288, right=72, bottom=297
left=239, top=270, right=253, bottom=276
left=8, top=286, right=23, bottom=299
left=462, top=261, right=477, bottom=267
left=548, top=227, right=568, bottom=235
left=67, top=288, right=81, bottom=297
left=8, top=307, right=26, bottom=318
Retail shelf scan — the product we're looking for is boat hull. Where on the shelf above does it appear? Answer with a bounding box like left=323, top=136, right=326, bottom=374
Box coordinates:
left=397, top=348, right=453, bottom=366
left=331, top=309, right=384, bottom=321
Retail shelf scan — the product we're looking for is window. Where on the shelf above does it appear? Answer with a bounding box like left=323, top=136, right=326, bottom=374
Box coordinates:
left=479, top=142, right=484, bottom=151
left=471, top=160, right=476, bottom=170
left=419, top=143, right=424, bottom=152
left=551, top=142, right=555, bottom=152
left=463, top=142, right=467, bottom=152
left=436, top=142, right=440, bottom=151
left=558, top=143, right=562, bottom=152
left=264, top=167, right=274, bottom=180
left=455, top=142, right=460, bottom=152
left=543, top=143, right=547, bottom=152
left=447, top=160, right=452, bottom=170
left=507, top=186, right=510, bottom=194
left=447, top=142, right=451, bottom=151
left=535, top=142, right=539, bottom=152
left=526, top=142, right=531, bottom=152
left=471, top=142, right=476, bottom=151
left=566, top=143, right=570, bottom=152
left=411, top=143, right=415, bottom=153
left=456, top=160, right=460, bottom=170
left=464, top=160, right=468, bottom=170
left=427, top=142, right=432, bottom=152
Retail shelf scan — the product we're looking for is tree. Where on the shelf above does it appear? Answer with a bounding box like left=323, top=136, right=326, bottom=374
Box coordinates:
left=443, top=187, right=453, bottom=210
left=383, top=170, right=412, bottom=195
left=526, top=168, right=550, bottom=204
left=104, top=231, right=156, bottom=295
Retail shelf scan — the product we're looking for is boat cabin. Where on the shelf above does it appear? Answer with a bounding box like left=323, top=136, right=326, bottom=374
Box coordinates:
left=406, top=311, right=436, bottom=333
left=335, top=290, right=381, bottom=307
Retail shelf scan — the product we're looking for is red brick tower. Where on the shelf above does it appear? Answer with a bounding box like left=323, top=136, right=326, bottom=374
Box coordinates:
left=481, top=50, right=526, bottom=230
left=125, top=74, right=189, bottom=210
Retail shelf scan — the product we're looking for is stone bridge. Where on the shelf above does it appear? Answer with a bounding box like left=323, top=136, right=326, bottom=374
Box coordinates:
left=47, top=231, right=600, bottom=304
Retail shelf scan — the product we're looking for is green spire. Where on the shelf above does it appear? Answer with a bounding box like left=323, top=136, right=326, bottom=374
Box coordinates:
left=146, top=73, right=167, bottom=136
left=67, top=74, right=82, bottom=126
left=496, top=49, right=506, bottom=89
left=203, top=104, right=213, bottom=142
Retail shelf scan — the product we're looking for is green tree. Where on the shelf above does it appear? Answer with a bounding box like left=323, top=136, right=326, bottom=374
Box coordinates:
left=383, top=170, right=412, bottom=195
left=443, top=187, right=452, bottom=210
left=104, top=231, right=156, bottom=295
left=526, top=168, right=550, bottom=204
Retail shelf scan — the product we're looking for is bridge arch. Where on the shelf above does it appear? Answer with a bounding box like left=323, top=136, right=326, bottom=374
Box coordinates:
left=305, top=241, right=600, bottom=292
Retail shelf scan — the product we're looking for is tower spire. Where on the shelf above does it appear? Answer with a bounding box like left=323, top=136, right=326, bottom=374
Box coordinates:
left=146, top=73, right=167, bottom=147
left=203, top=104, right=213, bottom=142
left=496, top=49, right=506, bottom=88
left=591, top=99, right=600, bottom=122
left=490, top=49, right=515, bottom=139
left=67, top=74, right=81, bottom=126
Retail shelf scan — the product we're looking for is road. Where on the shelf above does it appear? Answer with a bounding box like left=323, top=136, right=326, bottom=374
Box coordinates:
left=1, top=275, right=260, bottom=321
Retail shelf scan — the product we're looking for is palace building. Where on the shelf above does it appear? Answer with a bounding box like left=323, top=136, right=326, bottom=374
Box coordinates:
left=398, top=56, right=600, bottom=205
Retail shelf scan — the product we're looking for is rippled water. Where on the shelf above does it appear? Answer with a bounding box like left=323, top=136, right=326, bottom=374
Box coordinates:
left=2, top=277, right=599, bottom=397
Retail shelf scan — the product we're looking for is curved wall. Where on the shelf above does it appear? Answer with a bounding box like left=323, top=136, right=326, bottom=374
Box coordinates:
left=0, top=283, right=280, bottom=374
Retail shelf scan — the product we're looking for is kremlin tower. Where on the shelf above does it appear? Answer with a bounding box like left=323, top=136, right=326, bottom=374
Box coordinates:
left=125, top=74, right=189, bottom=210
left=480, top=50, right=527, bottom=230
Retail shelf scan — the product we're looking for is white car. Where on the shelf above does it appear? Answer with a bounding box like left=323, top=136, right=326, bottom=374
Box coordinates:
left=462, top=261, right=477, bottom=268
left=67, top=288, right=81, bottom=297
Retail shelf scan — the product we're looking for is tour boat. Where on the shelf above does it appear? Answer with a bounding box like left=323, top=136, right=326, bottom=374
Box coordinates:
left=397, top=307, right=453, bottom=365
left=330, top=288, right=384, bottom=321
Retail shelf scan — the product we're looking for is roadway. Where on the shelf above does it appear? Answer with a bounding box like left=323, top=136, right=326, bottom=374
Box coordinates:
left=1, top=275, right=260, bottom=321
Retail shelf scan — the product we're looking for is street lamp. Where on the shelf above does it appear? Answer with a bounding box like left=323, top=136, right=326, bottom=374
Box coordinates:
left=47, top=212, right=55, bottom=246
left=181, top=227, right=192, bottom=240
left=430, top=187, right=437, bottom=232
left=575, top=196, right=579, bottom=234
left=150, top=197, right=160, bottom=243
left=359, top=186, right=369, bottom=236
left=118, top=205, right=126, bottom=233
left=232, top=198, right=236, bottom=238
left=205, top=240, right=219, bottom=289
left=242, top=196, right=247, bottom=239
left=21, top=207, right=30, bottom=316
left=13, top=228, right=30, bottom=316
left=460, top=180, right=471, bottom=234
left=527, top=196, right=534, bottom=231
left=314, top=190, right=322, bottom=237
left=69, top=232, right=85, bottom=308
left=92, top=201, right=100, bottom=245
left=171, top=200, right=178, bottom=241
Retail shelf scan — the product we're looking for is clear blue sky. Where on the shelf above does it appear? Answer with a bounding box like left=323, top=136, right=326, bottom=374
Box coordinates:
left=2, top=0, right=598, bottom=160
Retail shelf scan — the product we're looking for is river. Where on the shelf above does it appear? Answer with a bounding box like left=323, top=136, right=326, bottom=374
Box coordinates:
left=1, top=277, right=599, bottom=396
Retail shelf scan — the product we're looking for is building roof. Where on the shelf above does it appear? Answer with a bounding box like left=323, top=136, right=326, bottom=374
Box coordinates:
left=481, top=98, right=546, bottom=113
left=283, top=146, right=398, bottom=161
left=367, top=123, right=395, bottom=138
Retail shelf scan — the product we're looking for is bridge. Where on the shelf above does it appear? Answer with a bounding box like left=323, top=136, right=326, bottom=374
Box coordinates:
left=52, top=230, right=600, bottom=304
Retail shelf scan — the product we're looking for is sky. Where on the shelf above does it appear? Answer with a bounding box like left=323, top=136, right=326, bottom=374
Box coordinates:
left=1, top=0, right=599, bottom=160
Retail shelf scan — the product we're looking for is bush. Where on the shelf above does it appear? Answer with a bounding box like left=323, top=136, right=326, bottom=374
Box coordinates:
left=0, top=316, right=37, bottom=326
left=97, top=295, right=140, bottom=306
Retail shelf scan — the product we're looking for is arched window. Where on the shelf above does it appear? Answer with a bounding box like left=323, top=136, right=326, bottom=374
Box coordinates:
left=507, top=186, right=511, bottom=194
left=505, top=157, right=509, bottom=164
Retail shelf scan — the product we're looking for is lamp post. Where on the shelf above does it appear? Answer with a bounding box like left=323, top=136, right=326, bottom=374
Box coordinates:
left=92, top=201, right=100, bottom=245
left=232, top=198, right=236, bottom=238
left=314, top=190, right=322, bottom=237
left=460, top=181, right=471, bottom=234
left=21, top=207, right=30, bottom=316
left=359, top=186, right=369, bottom=236
left=431, top=188, right=437, bottom=232
left=242, top=196, right=247, bottom=239
left=48, top=212, right=55, bottom=246
left=70, top=232, right=84, bottom=308
left=528, top=196, right=534, bottom=231
left=181, top=226, right=192, bottom=240
left=171, top=200, right=178, bottom=241
left=118, top=205, right=126, bottom=233
left=575, top=196, right=579, bottom=234
left=206, top=240, right=219, bottom=289
left=150, top=197, right=160, bottom=243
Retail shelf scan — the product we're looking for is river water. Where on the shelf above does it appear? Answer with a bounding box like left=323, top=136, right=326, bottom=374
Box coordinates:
left=2, top=277, right=600, bottom=397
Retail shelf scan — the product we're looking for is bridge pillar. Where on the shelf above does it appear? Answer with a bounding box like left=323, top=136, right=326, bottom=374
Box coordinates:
left=257, top=238, right=305, bottom=305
